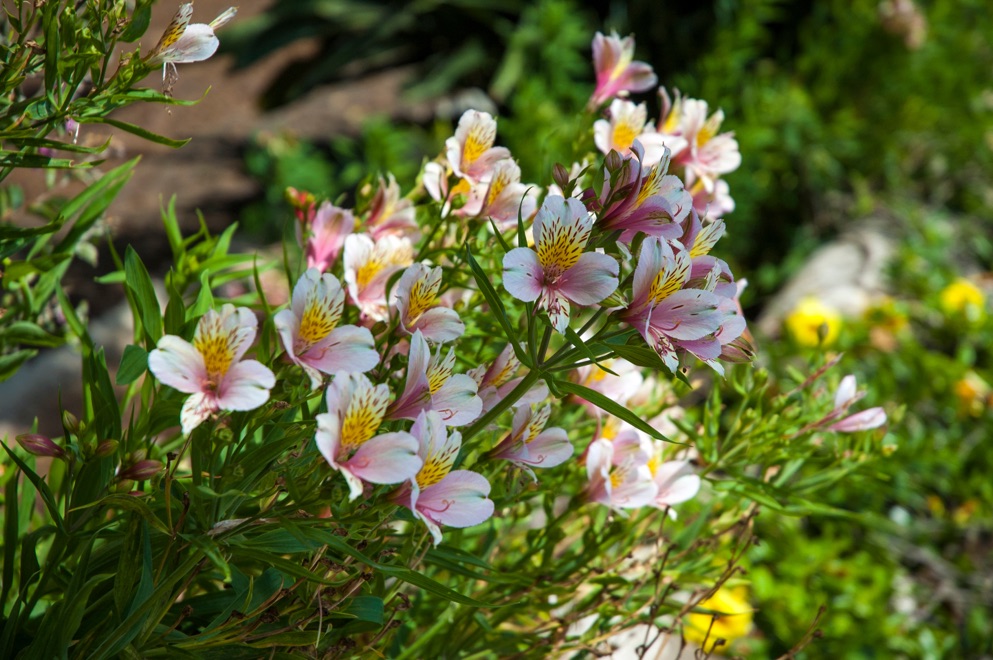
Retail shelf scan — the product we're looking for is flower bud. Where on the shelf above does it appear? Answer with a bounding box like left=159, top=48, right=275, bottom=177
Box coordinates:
left=120, top=459, right=163, bottom=482
left=16, top=433, right=65, bottom=459
left=113, top=479, right=135, bottom=493
left=94, top=439, right=119, bottom=458
left=61, top=410, right=81, bottom=435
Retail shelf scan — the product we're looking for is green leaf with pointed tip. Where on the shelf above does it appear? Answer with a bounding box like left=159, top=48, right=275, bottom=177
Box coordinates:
left=116, top=344, right=148, bottom=385
left=554, top=380, right=675, bottom=443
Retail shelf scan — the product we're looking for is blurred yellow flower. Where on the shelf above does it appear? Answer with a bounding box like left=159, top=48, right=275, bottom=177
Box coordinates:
left=953, top=371, right=991, bottom=417
left=785, top=297, right=841, bottom=346
left=684, top=585, right=753, bottom=653
left=939, top=278, right=985, bottom=318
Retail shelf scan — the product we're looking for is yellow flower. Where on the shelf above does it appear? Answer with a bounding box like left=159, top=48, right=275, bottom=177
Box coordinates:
left=953, top=371, right=991, bottom=417
left=684, top=585, right=753, bottom=653
left=939, top=278, right=985, bottom=318
left=785, top=297, right=842, bottom=347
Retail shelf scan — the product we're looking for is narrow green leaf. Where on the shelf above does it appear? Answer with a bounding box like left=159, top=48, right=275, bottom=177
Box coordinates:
left=119, top=3, right=152, bottom=42
left=125, top=246, right=162, bottom=343
left=1, top=474, right=18, bottom=607
left=464, top=245, right=527, bottom=366
left=0, top=321, right=63, bottom=348
left=116, top=345, right=148, bottom=385
left=1, top=442, right=66, bottom=535
left=554, top=380, right=672, bottom=442
left=79, top=117, right=191, bottom=148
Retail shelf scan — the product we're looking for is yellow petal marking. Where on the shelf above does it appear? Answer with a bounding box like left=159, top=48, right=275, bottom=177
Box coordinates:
left=340, top=384, right=390, bottom=450
left=463, top=123, right=494, bottom=168
left=537, top=222, right=586, bottom=273
left=406, top=276, right=439, bottom=325
left=148, top=4, right=193, bottom=58
left=612, top=118, right=640, bottom=152
left=195, top=331, right=234, bottom=379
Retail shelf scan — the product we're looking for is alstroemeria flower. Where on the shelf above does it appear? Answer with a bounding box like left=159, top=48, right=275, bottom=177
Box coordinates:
left=657, top=88, right=741, bottom=198
left=826, top=375, right=887, bottom=432
left=145, top=4, right=237, bottom=82
left=594, top=100, right=681, bottom=166
left=503, top=195, right=619, bottom=333
left=589, top=31, right=658, bottom=108
left=391, top=411, right=494, bottom=545
left=620, top=237, right=738, bottom=374
left=458, top=159, right=538, bottom=231
left=305, top=202, right=355, bottom=272
left=445, top=110, right=511, bottom=184
left=593, top=141, right=692, bottom=244
left=388, top=331, right=482, bottom=426
left=489, top=404, right=573, bottom=480
left=315, top=373, right=421, bottom=501
left=394, top=264, right=464, bottom=343
left=468, top=344, right=549, bottom=414
left=343, top=233, right=414, bottom=322
left=585, top=430, right=658, bottom=510
left=274, top=268, right=378, bottom=389
left=646, top=448, right=701, bottom=519
left=366, top=173, right=419, bottom=240
left=149, top=304, right=275, bottom=435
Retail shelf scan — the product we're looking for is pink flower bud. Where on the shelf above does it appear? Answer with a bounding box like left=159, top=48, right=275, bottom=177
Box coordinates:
left=95, top=439, right=119, bottom=458
left=120, top=460, right=163, bottom=482
left=16, top=434, right=65, bottom=458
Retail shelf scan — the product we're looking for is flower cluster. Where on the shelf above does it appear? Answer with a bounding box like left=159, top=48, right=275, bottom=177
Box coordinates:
left=144, top=29, right=764, bottom=547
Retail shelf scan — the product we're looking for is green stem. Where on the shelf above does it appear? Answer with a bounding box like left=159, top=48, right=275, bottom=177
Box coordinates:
left=461, top=369, right=542, bottom=444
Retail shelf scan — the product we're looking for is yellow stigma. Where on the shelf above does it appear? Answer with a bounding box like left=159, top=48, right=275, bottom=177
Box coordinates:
left=195, top=333, right=234, bottom=378
left=406, top=277, right=439, bottom=324
left=299, top=301, right=339, bottom=345
left=537, top=225, right=584, bottom=273
left=612, top=120, right=639, bottom=151
left=340, top=386, right=389, bottom=449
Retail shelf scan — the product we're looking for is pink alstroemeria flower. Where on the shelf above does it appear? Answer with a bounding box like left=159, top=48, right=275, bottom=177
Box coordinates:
left=620, top=237, right=738, bottom=374
left=391, top=411, right=494, bottom=546
left=388, top=331, right=482, bottom=427
left=594, top=99, right=682, bottom=166
left=646, top=446, right=701, bottom=519
left=149, top=304, right=275, bottom=435
left=394, top=264, right=465, bottom=343
left=468, top=344, right=549, bottom=414
left=503, top=195, right=619, bottom=333
left=457, top=159, right=538, bottom=231
left=274, top=268, right=378, bottom=390
left=305, top=202, right=356, bottom=272
left=657, top=88, right=741, bottom=201
left=445, top=110, right=511, bottom=184
left=588, top=31, right=657, bottom=108
left=826, top=375, right=887, bottom=432
left=343, top=233, right=414, bottom=322
left=593, top=141, right=692, bottom=244
left=366, top=173, right=419, bottom=240
left=585, top=430, right=658, bottom=511
left=489, top=404, right=573, bottom=480
left=315, top=373, right=422, bottom=501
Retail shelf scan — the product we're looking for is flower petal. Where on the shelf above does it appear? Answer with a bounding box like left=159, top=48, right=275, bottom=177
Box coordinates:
left=301, top=325, right=379, bottom=376
left=502, top=248, right=543, bottom=302
left=149, top=335, right=206, bottom=394
left=418, top=470, right=494, bottom=529
left=343, top=431, right=422, bottom=486
left=180, top=392, right=215, bottom=436
left=558, top=252, right=619, bottom=305
left=216, top=360, right=275, bottom=411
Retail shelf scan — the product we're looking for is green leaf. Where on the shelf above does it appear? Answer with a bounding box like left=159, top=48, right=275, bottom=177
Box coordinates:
left=116, top=345, right=148, bottom=385
left=187, top=270, right=215, bottom=320
left=125, top=246, right=163, bottom=343
left=0, top=349, right=37, bottom=382
left=120, top=3, right=152, bottom=42
left=1, top=442, right=66, bottom=535
left=80, top=116, right=191, bottom=148
left=554, top=380, right=673, bottom=443
left=464, top=245, right=527, bottom=366
left=0, top=321, right=63, bottom=348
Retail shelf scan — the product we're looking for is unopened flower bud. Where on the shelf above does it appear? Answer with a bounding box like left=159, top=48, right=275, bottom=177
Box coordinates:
left=120, top=459, right=163, bottom=481
left=94, top=439, right=118, bottom=458
left=16, top=433, right=65, bottom=459
left=604, top=149, right=624, bottom=174
left=113, top=479, right=135, bottom=493
left=62, top=411, right=81, bottom=435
